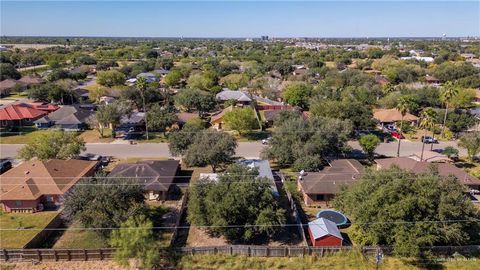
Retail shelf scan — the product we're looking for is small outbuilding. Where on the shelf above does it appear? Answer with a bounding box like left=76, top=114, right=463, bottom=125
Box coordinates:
left=308, top=217, right=343, bottom=247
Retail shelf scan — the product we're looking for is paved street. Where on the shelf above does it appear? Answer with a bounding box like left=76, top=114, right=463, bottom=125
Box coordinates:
left=0, top=140, right=467, bottom=160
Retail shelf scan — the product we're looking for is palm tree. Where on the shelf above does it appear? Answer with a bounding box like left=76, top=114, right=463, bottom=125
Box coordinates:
left=419, top=107, right=438, bottom=161
left=135, top=77, right=149, bottom=140
left=395, top=96, right=413, bottom=157
left=440, top=81, right=458, bottom=138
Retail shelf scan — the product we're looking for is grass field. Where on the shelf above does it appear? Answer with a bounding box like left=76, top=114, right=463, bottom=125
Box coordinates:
left=78, top=129, right=114, bottom=143
left=0, top=211, right=59, bottom=248
left=53, top=220, right=108, bottom=249
left=0, top=126, right=50, bottom=144
left=177, top=251, right=480, bottom=270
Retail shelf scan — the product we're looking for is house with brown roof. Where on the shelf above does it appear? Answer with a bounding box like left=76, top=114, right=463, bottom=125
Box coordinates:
left=0, top=79, right=18, bottom=97
left=210, top=106, right=234, bottom=130
left=297, top=159, right=364, bottom=206
left=108, top=160, right=180, bottom=201
left=375, top=157, right=480, bottom=190
left=373, top=108, right=418, bottom=126
left=0, top=160, right=98, bottom=213
left=425, top=75, right=441, bottom=85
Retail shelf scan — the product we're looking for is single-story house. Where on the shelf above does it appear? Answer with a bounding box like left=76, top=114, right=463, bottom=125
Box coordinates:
left=137, top=72, right=159, bottom=83
left=308, top=218, right=343, bottom=247
left=199, top=159, right=279, bottom=197
left=210, top=106, right=234, bottom=130
left=0, top=103, right=51, bottom=128
left=34, top=105, right=95, bottom=131
left=0, top=159, right=98, bottom=213
left=262, top=109, right=300, bottom=127
left=0, top=79, right=18, bottom=97
left=118, top=112, right=145, bottom=130
left=375, top=157, right=480, bottom=190
left=108, top=160, right=180, bottom=201
left=29, top=102, right=60, bottom=113
left=425, top=75, right=441, bottom=85
left=175, top=112, right=199, bottom=126
left=298, top=159, right=364, bottom=206
left=215, top=89, right=252, bottom=105
left=17, top=76, right=44, bottom=88
left=72, top=88, right=90, bottom=102
left=373, top=108, right=418, bottom=126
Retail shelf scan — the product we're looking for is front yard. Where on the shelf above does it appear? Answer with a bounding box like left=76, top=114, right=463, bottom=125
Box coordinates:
left=0, top=211, right=59, bottom=248
left=0, top=127, right=113, bottom=144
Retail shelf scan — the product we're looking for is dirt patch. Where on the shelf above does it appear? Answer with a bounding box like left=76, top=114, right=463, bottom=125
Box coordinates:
left=186, top=226, right=228, bottom=247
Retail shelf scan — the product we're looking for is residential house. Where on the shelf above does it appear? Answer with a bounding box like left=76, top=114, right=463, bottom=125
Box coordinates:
left=0, top=79, right=18, bottom=97
left=425, top=75, right=441, bottom=85
left=137, top=72, right=159, bottom=83
left=118, top=112, right=145, bottom=130
left=34, top=105, right=94, bottom=131
left=0, top=103, right=51, bottom=128
left=262, top=109, right=300, bottom=127
left=199, top=159, right=279, bottom=197
left=0, top=159, right=98, bottom=213
left=153, top=68, right=170, bottom=77
left=215, top=89, right=252, bottom=105
left=375, top=157, right=480, bottom=190
left=108, top=160, right=180, bottom=201
left=29, top=102, right=59, bottom=113
left=308, top=218, right=343, bottom=247
left=210, top=106, right=234, bottom=130
left=406, top=151, right=451, bottom=163
left=72, top=88, right=90, bottom=102
left=297, top=159, right=364, bottom=206
left=175, top=112, right=199, bottom=127
left=373, top=108, right=418, bottom=127
left=17, top=76, right=44, bottom=88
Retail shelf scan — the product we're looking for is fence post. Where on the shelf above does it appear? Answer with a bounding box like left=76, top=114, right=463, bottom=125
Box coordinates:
left=84, top=249, right=87, bottom=261
left=230, top=246, right=233, bottom=255
left=53, top=250, right=58, bottom=261
left=248, top=246, right=251, bottom=257
left=320, top=248, right=324, bottom=257
left=285, top=247, right=288, bottom=257
left=266, top=247, right=269, bottom=257
left=99, top=249, right=103, bottom=260
left=191, top=247, right=195, bottom=256
left=3, top=249, right=8, bottom=262
left=67, top=250, right=70, bottom=261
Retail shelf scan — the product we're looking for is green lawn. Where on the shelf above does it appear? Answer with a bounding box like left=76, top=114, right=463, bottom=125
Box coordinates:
left=136, top=132, right=169, bottom=143
left=177, top=251, right=480, bottom=270
left=0, top=211, right=59, bottom=248
left=53, top=220, right=108, bottom=249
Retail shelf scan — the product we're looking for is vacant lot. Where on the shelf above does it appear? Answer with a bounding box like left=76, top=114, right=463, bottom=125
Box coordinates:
left=0, top=211, right=59, bottom=248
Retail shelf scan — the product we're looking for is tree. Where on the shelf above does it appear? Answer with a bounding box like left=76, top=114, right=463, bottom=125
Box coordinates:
left=223, top=107, right=258, bottom=135
left=95, top=103, right=123, bottom=137
left=174, top=88, right=216, bottom=115
left=262, top=116, right=352, bottom=171
left=63, top=177, right=145, bottom=238
left=110, top=215, right=159, bottom=270
left=146, top=104, right=177, bottom=133
left=187, top=72, right=215, bottom=91
left=359, top=134, right=380, bottom=161
left=309, top=99, right=374, bottom=130
left=188, top=164, right=286, bottom=243
left=443, top=146, right=459, bottom=159
left=18, top=130, right=86, bottom=160
left=333, top=167, right=480, bottom=257
left=282, top=82, right=312, bottom=108
left=419, top=107, right=438, bottom=160
left=0, top=63, right=21, bottom=80
left=97, top=70, right=126, bottom=87
left=168, top=120, right=205, bottom=156
left=220, top=73, right=249, bottom=89
left=440, top=81, right=459, bottom=137
left=458, top=132, right=480, bottom=162
left=164, top=69, right=183, bottom=87
left=395, top=96, right=414, bottom=157
left=136, top=77, right=150, bottom=140
left=183, top=130, right=237, bottom=172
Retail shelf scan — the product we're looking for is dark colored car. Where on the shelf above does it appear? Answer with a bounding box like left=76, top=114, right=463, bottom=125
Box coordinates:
left=0, top=159, right=13, bottom=174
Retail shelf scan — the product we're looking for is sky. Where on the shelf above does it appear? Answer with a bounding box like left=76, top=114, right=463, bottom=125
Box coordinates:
left=1, top=1, right=479, bottom=38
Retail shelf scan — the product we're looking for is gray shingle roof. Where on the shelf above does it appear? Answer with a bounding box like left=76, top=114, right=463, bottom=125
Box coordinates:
left=34, top=105, right=94, bottom=125
left=308, top=218, right=343, bottom=240
left=216, top=90, right=252, bottom=102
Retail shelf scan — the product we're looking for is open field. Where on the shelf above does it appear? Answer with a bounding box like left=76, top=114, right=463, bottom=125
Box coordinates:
left=52, top=220, right=108, bottom=249
left=0, top=211, right=59, bottom=248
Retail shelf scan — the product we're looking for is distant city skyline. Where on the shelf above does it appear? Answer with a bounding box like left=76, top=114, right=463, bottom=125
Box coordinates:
left=1, top=1, right=479, bottom=38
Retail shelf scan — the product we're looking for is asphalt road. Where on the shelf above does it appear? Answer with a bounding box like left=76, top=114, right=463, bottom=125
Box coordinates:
left=0, top=140, right=467, bottom=160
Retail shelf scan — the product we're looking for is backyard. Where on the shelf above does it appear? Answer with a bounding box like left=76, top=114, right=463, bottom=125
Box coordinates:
left=0, top=211, right=59, bottom=248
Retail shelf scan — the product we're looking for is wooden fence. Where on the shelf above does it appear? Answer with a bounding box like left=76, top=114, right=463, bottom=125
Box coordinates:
left=169, top=191, right=189, bottom=247
left=0, top=248, right=116, bottom=262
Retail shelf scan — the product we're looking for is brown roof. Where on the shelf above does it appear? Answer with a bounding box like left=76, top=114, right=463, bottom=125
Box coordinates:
left=0, top=160, right=97, bottom=201
left=176, top=112, right=198, bottom=124
left=375, top=157, right=480, bottom=187
left=373, top=108, right=418, bottom=123
left=299, top=159, right=364, bottom=195
left=108, top=160, right=180, bottom=192
left=0, top=79, right=18, bottom=91
left=17, top=76, right=43, bottom=86
left=210, top=106, right=233, bottom=124
left=425, top=75, right=440, bottom=82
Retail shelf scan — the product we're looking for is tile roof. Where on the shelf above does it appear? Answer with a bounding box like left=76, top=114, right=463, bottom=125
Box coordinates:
left=299, top=159, right=364, bottom=195
left=0, top=160, right=97, bottom=201
left=108, top=160, right=180, bottom=192
left=308, top=218, right=343, bottom=240
left=0, top=103, right=48, bottom=121
left=375, top=157, right=480, bottom=186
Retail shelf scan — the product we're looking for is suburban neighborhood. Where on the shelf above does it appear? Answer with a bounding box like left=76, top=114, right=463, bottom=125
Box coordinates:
left=1, top=1, right=480, bottom=270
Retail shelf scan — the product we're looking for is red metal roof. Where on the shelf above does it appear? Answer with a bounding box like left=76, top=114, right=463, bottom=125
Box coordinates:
left=0, top=103, right=48, bottom=121
left=29, top=102, right=59, bottom=112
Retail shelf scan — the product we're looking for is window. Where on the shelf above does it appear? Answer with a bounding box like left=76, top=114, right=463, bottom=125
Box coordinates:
left=15, top=200, right=22, bottom=206
left=316, top=194, right=325, bottom=201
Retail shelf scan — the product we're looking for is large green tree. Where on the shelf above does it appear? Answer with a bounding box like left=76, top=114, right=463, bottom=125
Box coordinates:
left=97, top=70, right=126, bottom=87
left=174, top=88, right=216, bottom=115
left=282, top=82, right=312, bottom=109
left=359, top=134, right=380, bottom=161
left=419, top=107, right=438, bottom=159
left=18, top=130, right=86, bottom=160
left=188, top=164, right=286, bottom=243
left=146, top=104, right=177, bottom=133
left=440, top=81, right=459, bottom=137
left=458, top=132, right=480, bottom=162
left=262, top=116, right=352, bottom=171
left=95, top=103, right=124, bottom=137
left=223, top=107, right=258, bottom=135
left=333, top=167, right=480, bottom=257
left=168, top=120, right=206, bottom=156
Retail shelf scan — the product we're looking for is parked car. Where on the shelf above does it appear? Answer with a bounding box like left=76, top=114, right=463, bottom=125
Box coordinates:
left=384, top=124, right=396, bottom=132
left=0, top=159, right=12, bottom=174
left=390, top=131, right=404, bottom=139
left=421, top=136, right=438, bottom=144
